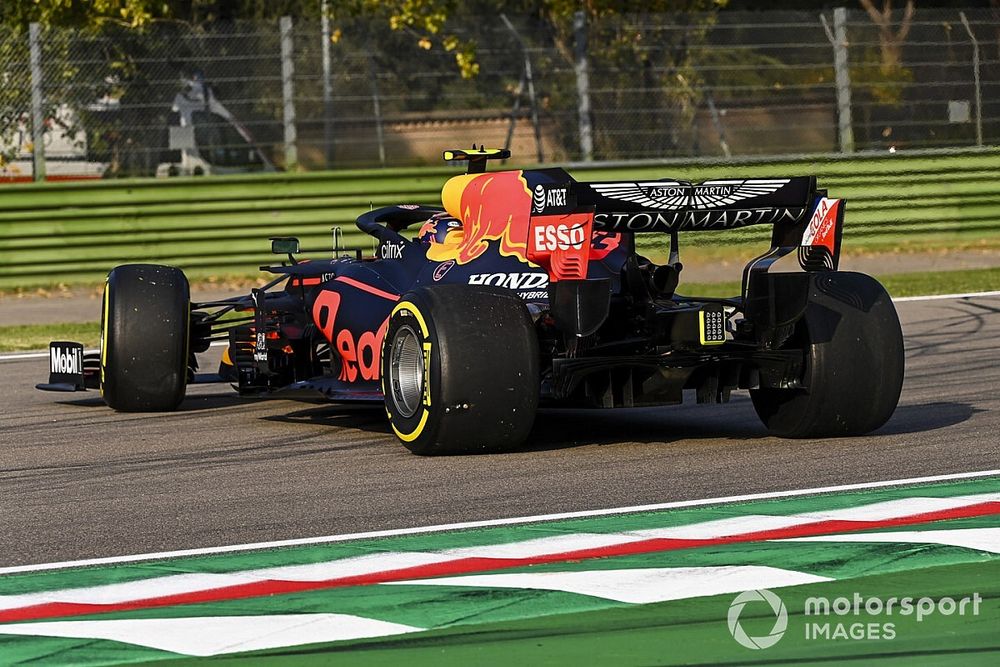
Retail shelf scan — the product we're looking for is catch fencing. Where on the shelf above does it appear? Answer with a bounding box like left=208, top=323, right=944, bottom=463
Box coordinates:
left=0, top=7, right=997, bottom=179
left=0, top=149, right=996, bottom=288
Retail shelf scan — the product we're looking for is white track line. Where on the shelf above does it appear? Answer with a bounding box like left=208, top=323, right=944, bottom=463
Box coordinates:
left=0, top=351, right=62, bottom=361
left=893, top=289, right=1000, bottom=302
left=1, top=469, right=996, bottom=576
left=3, top=291, right=998, bottom=362
left=0, top=340, right=226, bottom=362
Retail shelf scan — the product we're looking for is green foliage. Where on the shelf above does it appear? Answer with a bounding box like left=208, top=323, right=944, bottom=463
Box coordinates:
left=0, top=1, right=321, bottom=29
left=2, top=1, right=734, bottom=165
left=0, top=1, right=163, bottom=28
left=328, top=1, right=729, bottom=79
left=852, top=46, right=914, bottom=107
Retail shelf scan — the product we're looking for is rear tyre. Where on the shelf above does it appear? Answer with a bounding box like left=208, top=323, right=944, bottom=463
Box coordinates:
left=101, top=264, right=190, bottom=412
left=751, top=272, right=904, bottom=437
left=381, top=285, right=539, bottom=455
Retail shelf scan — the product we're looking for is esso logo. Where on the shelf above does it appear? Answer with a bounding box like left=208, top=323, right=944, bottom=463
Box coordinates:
left=533, top=223, right=586, bottom=252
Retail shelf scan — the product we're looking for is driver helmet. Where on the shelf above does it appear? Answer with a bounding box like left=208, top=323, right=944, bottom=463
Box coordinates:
left=417, top=211, right=464, bottom=247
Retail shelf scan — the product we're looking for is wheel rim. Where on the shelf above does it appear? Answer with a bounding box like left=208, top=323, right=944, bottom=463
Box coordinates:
left=389, top=325, right=424, bottom=418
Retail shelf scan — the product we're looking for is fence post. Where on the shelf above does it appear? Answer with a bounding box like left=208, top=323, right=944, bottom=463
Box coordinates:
left=367, top=49, right=386, bottom=167
left=573, top=11, right=594, bottom=162
left=705, top=93, right=731, bottom=158
left=280, top=16, right=298, bottom=170
left=959, top=12, right=983, bottom=148
left=321, top=1, right=334, bottom=167
left=500, top=14, right=544, bottom=163
left=831, top=8, right=855, bottom=153
left=28, top=22, right=46, bottom=182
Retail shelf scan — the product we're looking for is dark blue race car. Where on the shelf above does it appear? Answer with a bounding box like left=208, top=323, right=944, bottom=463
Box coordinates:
left=39, top=148, right=905, bottom=455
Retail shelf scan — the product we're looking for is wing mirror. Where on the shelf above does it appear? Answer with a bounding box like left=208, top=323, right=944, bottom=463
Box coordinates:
left=270, top=237, right=300, bottom=255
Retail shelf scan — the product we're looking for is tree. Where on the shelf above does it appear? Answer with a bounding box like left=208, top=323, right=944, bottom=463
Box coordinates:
left=327, top=1, right=728, bottom=79
left=858, top=0, right=915, bottom=74
left=1, top=1, right=326, bottom=172
left=2, top=0, right=733, bottom=167
left=325, top=1, right=729, bottom=158
left=0, top=1, right=321, bottom=29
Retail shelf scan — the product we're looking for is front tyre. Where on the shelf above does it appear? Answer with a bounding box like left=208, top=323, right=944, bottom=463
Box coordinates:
left=381, top=285, right=539, bottom=455
left=751, top=272, right=904, bottom=437
left=101, top=264, right=190, bottom=412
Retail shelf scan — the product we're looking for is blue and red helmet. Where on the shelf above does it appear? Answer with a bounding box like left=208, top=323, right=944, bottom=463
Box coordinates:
left=417, top=212, right=464, bottom=246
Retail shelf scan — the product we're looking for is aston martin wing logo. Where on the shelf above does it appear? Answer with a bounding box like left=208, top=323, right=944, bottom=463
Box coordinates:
left=590, top=179, right=791, bottom=210
left=587, top=181, right=687, bottom=209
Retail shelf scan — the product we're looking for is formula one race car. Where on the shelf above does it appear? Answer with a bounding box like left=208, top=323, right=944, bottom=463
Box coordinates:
left=39, top=148, right=905, bottom=455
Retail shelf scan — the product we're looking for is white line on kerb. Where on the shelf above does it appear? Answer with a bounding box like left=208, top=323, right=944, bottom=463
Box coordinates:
left=2, top=291, right=998, bottom=362
left=0, top=469, right=996, bottom=576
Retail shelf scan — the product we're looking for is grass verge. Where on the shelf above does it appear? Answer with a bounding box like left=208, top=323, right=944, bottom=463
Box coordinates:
left=2, top=236, right=1000, bottom=296
left=681, top=266, right=1000, bottom=299
left=1, top=267, right=998, bottom=352
left=0, top=323, right=101, bottom=352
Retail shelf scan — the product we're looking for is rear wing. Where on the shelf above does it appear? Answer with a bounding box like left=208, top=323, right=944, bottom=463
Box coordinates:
left=521, top=168, right=843, bottom=275
left=540, top=172, right=817, bottom=233
left=439, top=167, right=843, bottom=276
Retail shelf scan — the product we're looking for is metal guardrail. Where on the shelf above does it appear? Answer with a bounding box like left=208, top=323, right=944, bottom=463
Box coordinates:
left=1, top=149, right=997, bottom=287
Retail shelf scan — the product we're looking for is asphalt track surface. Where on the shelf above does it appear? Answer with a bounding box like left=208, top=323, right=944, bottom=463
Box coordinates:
left=1, top=295, right=998, bottom=568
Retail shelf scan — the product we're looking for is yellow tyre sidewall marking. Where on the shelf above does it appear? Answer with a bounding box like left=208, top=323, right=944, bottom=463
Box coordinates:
left=392, top=410, right=429, bottom=443
left=421, top=342, right=432, bottom=407
left=388, top=300, right=433, bottom=442
left=100, top=280, right=110, bottom=392
left=390, top=301, right=430, bottom=337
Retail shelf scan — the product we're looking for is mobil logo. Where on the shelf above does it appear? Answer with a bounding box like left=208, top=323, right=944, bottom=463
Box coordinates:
left=50, top=345, right=82, bottom=374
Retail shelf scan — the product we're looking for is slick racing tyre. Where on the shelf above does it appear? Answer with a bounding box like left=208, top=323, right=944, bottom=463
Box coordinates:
left=381, top=285, right=539, bottom=455
left=101, top=264, right=190, bottom=412
left=751, top=271, right=904, bottom=438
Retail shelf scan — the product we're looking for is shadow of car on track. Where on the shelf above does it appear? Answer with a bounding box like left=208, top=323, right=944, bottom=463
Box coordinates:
left=57, top=391, right=252, bottom=412
left=874, top=401, right=978, bottom=436
left=58, top=392, right=977, bottom=454
left=260, top=394, right=771, bottom=454
left=262, top=404, right=393, bottom=434
left=522, top=397, right=769, bottom=452
left=254, top=395, right=978, bottom=455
